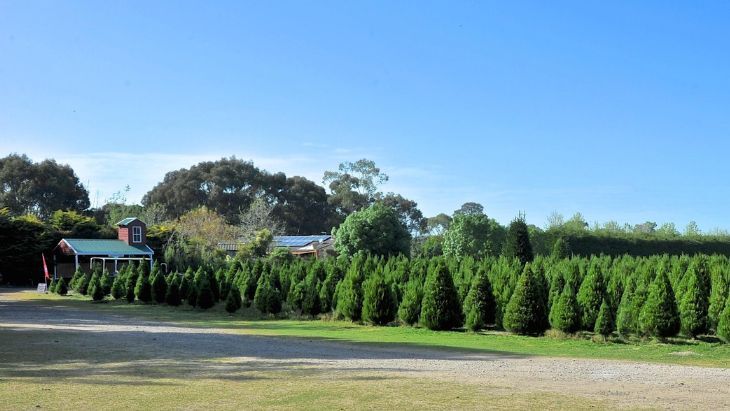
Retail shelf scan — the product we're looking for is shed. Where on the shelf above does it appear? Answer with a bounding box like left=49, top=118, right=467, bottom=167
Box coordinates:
left=52, top=217, right=154, bottom=278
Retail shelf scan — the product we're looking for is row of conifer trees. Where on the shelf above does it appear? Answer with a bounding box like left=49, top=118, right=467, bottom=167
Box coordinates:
left=52, top=253, right=730, bottom=342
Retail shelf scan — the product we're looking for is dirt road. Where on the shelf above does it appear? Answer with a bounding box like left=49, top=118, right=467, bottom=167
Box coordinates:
left=0, top=290, right=728, bottom=410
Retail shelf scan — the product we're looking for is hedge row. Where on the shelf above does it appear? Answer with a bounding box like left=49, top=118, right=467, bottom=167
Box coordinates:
left=65, top=253, right=730, bottom=342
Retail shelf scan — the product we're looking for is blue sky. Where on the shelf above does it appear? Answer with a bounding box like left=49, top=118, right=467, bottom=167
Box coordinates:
left=1, top=1, right=729, bottom=231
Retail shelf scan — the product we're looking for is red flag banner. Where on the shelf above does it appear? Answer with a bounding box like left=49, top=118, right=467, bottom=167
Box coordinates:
left=42, top=253, right=50, bottom=281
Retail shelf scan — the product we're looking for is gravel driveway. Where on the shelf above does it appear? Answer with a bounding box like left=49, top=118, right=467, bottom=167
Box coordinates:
left=1, top=290, right=728, bottom=410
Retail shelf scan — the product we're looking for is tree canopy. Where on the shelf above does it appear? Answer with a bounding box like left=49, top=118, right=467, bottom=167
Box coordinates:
left=333, top=202, right=411, bottom=258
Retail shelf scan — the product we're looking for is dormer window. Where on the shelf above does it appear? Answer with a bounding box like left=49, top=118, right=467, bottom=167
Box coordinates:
left=133, top=226, right=142, bottom=243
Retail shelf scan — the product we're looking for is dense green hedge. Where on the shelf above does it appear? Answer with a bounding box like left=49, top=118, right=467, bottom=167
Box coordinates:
left=74, top=252, right=730, bottom=342
left=558, top=233, right=730, bottom=257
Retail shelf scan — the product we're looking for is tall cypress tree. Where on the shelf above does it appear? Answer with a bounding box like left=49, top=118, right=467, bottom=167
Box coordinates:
left=420, top=261, right=463, bottom=330
left=150, top=271, right=168, bottom=304
left=503, top=263, right=549, bottom=335
left=254, top=272, right=282, bottom=314
left=577, top=264, right=605, bottom=331
left=616, top=277, right=638, bottom=336
left=165, top=275, right=182, bottom=306
left=502, top=215, right=533, bottom=265
left=134, top=271, right=152, bottom=303
left=679, top=266, right=709, bottom=338
left=639, top=270, right=680, bottom=338
left=463, top=267, right=496, bottom=331
left=594, top=298, right=614, bottom=337
left=398, top=279, right=423, bottom=326
left=335, top=255, right=366, bottom=321
left=362, top=267, right=397, bottom=325
left=708, top=267, right=729, bottom=332
left=549, top=284, right=580, bottom=333
left=717, top=294, right=730, bottom=343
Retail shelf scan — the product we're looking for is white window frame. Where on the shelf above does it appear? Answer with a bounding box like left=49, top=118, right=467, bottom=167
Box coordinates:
left=132, top=226, right=142, bottom=243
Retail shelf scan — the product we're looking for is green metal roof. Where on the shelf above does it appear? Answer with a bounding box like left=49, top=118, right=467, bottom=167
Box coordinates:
left=116, top=217, right=141, bottom=226
left=61, top=239, right=153, bottom=256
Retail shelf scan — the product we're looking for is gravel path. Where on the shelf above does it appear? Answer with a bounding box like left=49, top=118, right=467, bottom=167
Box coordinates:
left=1, top=290, right=728, bottom=410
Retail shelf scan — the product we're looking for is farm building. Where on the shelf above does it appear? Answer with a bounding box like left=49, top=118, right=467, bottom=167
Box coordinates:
left=218, top=235, right=335, bottom=258
left=52, top=217, right=154, bottom=278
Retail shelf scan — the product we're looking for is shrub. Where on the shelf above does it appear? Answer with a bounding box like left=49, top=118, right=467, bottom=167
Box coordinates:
left=100, top=270, right=112, bottom=296
left=150, top=272, right=168, bottom=304
left=300, top=272, right=321, bottom=316
left=77, top=272, right=92, bottom=295
left=48, top=279, right=57, bottom=293
left=335, top=256, right=366, bottom=321
left=225, top=286, right=242, bottom=313
left=196, top=273, right=216, bottom=310
left=594, top=299, right=614, bottom=337
left=164, top=276, right=182, bottom=306
left=362, top=267, right=397, bottom=325
left=708, top=267, right=729, bottom=331
left=254, top=272, right=282, bottom=314
left=55, top=277, right=68, bottom=296
left=125, top=269, right=137, bottom=303
left=69, top=268, right=83, bottom=290
left=463, top=268, right=496, bottom=331
left=90, top=275, right=105, bottom=301
left=717, top=295, right=730, bottom=343
left=503, top=264, right=549, bottom=335
left=639, top=270, right=680, bottom=338
left=134, top=273, right=152, bottom=303
left=679, top=267, right=709, bottom=338
left=577, top=264, right=604, bottom=330
left=398, top=279, right=422, bottom=325
left=420, top=261, right=462, bottom=330
left=549, top=284, right=580, bottom=333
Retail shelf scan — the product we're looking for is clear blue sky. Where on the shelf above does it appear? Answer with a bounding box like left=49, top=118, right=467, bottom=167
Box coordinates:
left=1, top=1, right=729, bottom=231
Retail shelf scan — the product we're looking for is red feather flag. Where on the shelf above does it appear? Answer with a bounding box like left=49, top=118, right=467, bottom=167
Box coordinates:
left=42, top=254, right=50, bottom=281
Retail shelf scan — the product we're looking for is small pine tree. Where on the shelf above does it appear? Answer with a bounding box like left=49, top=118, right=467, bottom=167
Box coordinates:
left=420, top=261, right=463, bottom=330
left=551, top=237, right=571, bottom=259
left=69, top=268, right=83, bottom=291
left=398, top=279, right=422, bottom=325
left=100, top=270, right=112, bottom=296
left=708, top=269, right=729, bottom=331
left=125, top=264, right=138, bottom=303
left=503, top=264, right=549, bottom=335
left=594, top=299, right=614, bottom=337
left=679, top=268, right=709, bottom=338
left=49, top=279, right=57, bottom=293
left=55, top=277, right=68, bottom=296
left=717, top=294, right=730, bottom=343
left=502, top=216, right=534, bottom=265
left=639, top=270, right=680, bottom=338
left=111, top=273, right=126, bottom=300
left=196, top=274, right=216, bottom=310
left=150, top=272, right=168, bottom=304
left=616, top=278, right=639, bottom=336
left=87, top=271, right=100, bottom=298
left=165, top=276, right=182, bottom=306
left=135, top=273, right=152, bottom=303
left=549, top=284, right=581, bottom=333
left=77, top=272, right=92, bottom=295
left=335, top=257, right=366, bottom=321
left=362, top=268, right=397, bottom=325
left=225, top=286, right=242, bottom=313
left=300, top=272, right=321, bottom=316
left=254, top=272, right=282, bottom=314
left=577, top=264, right=604, bottom=331
left=90, top=275, right=105, bottom=301
left=463, top=268, right=496, bottom=331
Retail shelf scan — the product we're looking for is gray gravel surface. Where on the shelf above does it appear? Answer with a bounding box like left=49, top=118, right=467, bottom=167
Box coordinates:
left=1, top=290, right=728, bottom=410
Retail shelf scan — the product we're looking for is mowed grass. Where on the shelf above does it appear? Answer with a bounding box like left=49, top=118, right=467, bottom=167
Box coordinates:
left=0, top=290, right=607, bottom=410
left=8, top=290, right=730, bottom=368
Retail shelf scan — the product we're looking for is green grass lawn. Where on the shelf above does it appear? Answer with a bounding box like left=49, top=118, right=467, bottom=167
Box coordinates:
left=10, top=290, right=730, bottom=368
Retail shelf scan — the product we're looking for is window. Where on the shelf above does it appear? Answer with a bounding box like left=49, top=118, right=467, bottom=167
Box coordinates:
left=132, top=226, right=142, bottom=243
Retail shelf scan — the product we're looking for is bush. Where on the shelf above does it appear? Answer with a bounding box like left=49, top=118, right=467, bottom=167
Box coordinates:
left=300, top=272, right=321, bottom=316
left=225, top=286, right=242, bottom=313
left=594, top=299, right=614, bottom=337
left=362, top=268, right=397, bottom=325
left=335, top=256, right=366, bottom=321
left=708, top=267, right=729, bottom=331
left=254, top=272, right=282, bottom=314
left=100, top=270, right=112, bottom=296
left=420, top=261, right=462, bottom=330
left=463, top=268, right=496, bottom=331
left=125, top=269, right=137, bottom=303
left=196, top=273, right=216, bottom=310
left=165, top=276, right=182, bottom=306
left=90, top=275, right=105, bottom=301
left=77, top=272, right=92, bottom=295
left=616, top=278, right=639, bottom=336
left=576, top=264, right=604, bottom=330
left=150, top=272, right=168, bottom=304
left=549, top=284, right=580, bottom=333
left=503, top=264, right=549, bottom=335
left=398, top=279, right=422, bottom=325
left=639, top=270, right=680, bottom=338
left=679, top=267, right=709, bottom=338
left=134, top=273, right=152, bottom=303
left=55, top=277, right=68, bottom=296
left=718, top=295, right=730, bottom=343
left=111, top=273, right=126, bottom=300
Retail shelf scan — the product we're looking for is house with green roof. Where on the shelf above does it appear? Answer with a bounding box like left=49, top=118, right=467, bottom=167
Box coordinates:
left=53, top=217, right=154, bottom=278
